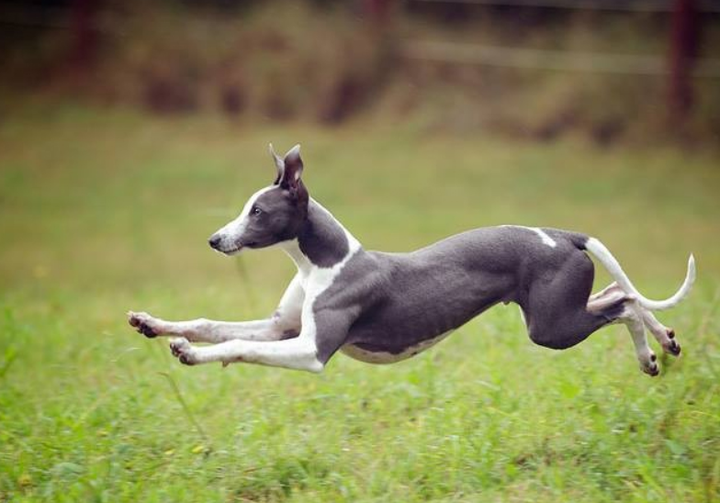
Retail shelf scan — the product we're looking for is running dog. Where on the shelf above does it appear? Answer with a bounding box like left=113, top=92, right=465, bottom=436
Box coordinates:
left=128, top=144, right=695, bottom=376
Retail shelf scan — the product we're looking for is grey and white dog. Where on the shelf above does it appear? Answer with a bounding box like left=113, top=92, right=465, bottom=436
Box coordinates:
left=128, top=144, right=696, bottom=376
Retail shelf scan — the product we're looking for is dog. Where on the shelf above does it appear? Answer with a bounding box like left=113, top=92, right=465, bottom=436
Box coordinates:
left=128, top=144, right=695, bottom=376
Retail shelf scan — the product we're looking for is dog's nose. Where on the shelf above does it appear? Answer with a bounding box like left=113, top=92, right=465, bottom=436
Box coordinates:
left=208, top=234, right=222, bottom=250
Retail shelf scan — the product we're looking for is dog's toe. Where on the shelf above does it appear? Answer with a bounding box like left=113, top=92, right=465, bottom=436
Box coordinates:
left=640, top=352, right=660, bottom=376
left=129, top=312, right=161, bottom=338
left=170, top=342, right=182, bottom=357
left=138, top=323, right=158, bottom=338
left=169, top=338, right=195, bottom=364
left=661, top=328, right=681, bottom=357
left=664, top=339, right=681, bottom=357
left=643, top=362, right=660, bottom=377
left=179, top=353, right=194, bottom=365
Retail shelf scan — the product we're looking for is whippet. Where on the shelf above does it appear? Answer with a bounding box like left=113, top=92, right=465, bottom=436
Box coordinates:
left=128, top=144, right=696, bottom=376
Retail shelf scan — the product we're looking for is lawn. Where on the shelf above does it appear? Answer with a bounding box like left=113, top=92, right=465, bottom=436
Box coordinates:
left=0, top=106, right=719, bottom=502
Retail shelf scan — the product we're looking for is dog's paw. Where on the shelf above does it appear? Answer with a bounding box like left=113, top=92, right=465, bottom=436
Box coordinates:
left=640, top=352, right=660, bottom=377
left=661, top=328, right=681, bottom=357
left=169, top=337, right=197, bottom=365
left=128, top=311, right=163, bottom=338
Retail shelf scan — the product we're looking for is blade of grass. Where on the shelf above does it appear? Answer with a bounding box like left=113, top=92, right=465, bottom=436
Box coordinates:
left=159, top=371, right=212, bottom=454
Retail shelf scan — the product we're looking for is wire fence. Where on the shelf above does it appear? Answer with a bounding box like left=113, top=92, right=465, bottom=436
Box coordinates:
left=412, top=0, right=720, bottom=13
left=401, top=40, right=720, bottom=77
left=2, top=2, right=718, bottom=79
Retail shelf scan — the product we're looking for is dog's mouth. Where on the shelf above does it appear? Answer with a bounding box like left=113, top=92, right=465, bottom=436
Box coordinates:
left=220, top=241, right=257, bottom=256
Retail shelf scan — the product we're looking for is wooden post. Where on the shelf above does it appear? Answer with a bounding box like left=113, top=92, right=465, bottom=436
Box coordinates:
left=68, top=0, right=99, bottom=74
left=668, top=0, right=699, bottom=128
left=361, top=0, right=391, bottom=27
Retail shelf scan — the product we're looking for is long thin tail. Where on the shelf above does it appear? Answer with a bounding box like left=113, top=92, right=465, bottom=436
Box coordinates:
left=584, top=237, right=696, bottom=311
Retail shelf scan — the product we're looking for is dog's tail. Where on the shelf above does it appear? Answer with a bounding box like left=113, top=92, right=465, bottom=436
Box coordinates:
left=584, top=237, right=696, bottom=311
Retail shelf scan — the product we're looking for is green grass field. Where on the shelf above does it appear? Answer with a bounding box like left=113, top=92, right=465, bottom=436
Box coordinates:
left=1, top=106, right=719, bottom=502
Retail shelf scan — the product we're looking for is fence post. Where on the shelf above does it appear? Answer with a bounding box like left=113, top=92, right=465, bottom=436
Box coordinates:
left=668, top=0, right=699, bottom=129
left=360, top=0, right=392, bottom=27
left=68, top=0, right=99, bottom=75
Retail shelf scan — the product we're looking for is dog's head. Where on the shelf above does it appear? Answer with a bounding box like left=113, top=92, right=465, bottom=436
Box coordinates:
left=208, top=144, right=309, bottom=255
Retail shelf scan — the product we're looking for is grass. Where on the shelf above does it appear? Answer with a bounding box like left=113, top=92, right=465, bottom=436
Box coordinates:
left=0, top=105, right=719, bottom=502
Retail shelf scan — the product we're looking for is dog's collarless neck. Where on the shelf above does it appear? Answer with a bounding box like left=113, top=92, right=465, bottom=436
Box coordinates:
left=295, top=199, right=358, bottom=268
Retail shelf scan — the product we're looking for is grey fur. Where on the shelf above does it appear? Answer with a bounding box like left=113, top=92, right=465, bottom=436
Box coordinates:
left=309, top=221, right=614, bottom=364
left=239, top=187, right=306, bottom=249
left=298, top=203, right=350, bottom=267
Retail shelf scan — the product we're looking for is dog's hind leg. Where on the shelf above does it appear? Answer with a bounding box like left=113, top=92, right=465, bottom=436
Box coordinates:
left=587, top=283, right=666, bottom=374
left=523, top=254, right=659, bottom=375
left=640, top=309, right=681, bottom=356
left=524, top=252, right=610, bottom=351
left=588, top=282, right=623, bottom=307
left=588, top=281, right=681, bottom=368
left=614, top=300, right=659, bottom=376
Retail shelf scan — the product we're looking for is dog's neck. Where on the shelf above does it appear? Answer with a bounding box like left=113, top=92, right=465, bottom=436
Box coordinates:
left=279, top=198, right=360, bottom=273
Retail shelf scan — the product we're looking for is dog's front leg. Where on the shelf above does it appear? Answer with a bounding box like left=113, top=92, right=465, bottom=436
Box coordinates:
left=168, top=337, right=324, bottom=373
left=127, top=312, right=295, bottom=343
left=128, top=274, right=305, bottom=343
left=167, top=305, right=354, bottom=372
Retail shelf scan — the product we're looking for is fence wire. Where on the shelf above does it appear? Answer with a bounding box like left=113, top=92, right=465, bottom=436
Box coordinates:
left=412, top=0, right=720, bottom=13
left=402, top=40, right=720, bottom=77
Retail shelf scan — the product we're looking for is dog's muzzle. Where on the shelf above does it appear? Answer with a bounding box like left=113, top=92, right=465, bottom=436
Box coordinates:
left=208, top=233, right=246, bottom=255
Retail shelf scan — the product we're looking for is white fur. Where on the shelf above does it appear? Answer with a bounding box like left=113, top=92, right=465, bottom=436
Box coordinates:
left=530, top=227, right=557, bottom=248
left=502, top=225, right=557, bottom=248
left=585, top=237, right=696, bottom=311
left=213, top=186, right=275, bottom=254
left=341, top=330, right=454, bottom=364
left=619, top=301, right=658, bottom=375
left=517, top=305, right=527, bottom=327
left=170, top=336, right=323, bottom=372
left=137, top=315, right=283, bottom=343
left=128, top=274, right=305, bottom=344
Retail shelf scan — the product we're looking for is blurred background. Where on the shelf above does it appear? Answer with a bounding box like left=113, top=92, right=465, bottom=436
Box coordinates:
left=1, top=0, right=719, bottom=144
left=2, top=1, right=720, bottom=501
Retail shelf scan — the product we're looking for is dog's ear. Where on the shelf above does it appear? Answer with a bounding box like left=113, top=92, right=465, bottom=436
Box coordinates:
left=269, top=143, right=284, bottom=185
left=279, top=144, right=303, bottom=191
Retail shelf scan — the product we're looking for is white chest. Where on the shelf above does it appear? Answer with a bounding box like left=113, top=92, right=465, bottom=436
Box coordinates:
left=340, top=330, right=454, bottom=364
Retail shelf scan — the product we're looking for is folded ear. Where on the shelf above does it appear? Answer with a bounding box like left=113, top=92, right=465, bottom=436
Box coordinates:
left=279, top=144, right=303, bottom=190
left=268, top=143, right=284, bottom=184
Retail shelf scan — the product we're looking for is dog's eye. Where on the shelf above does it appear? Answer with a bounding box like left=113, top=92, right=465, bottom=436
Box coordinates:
left=251, top=206, right=263, bottom=216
